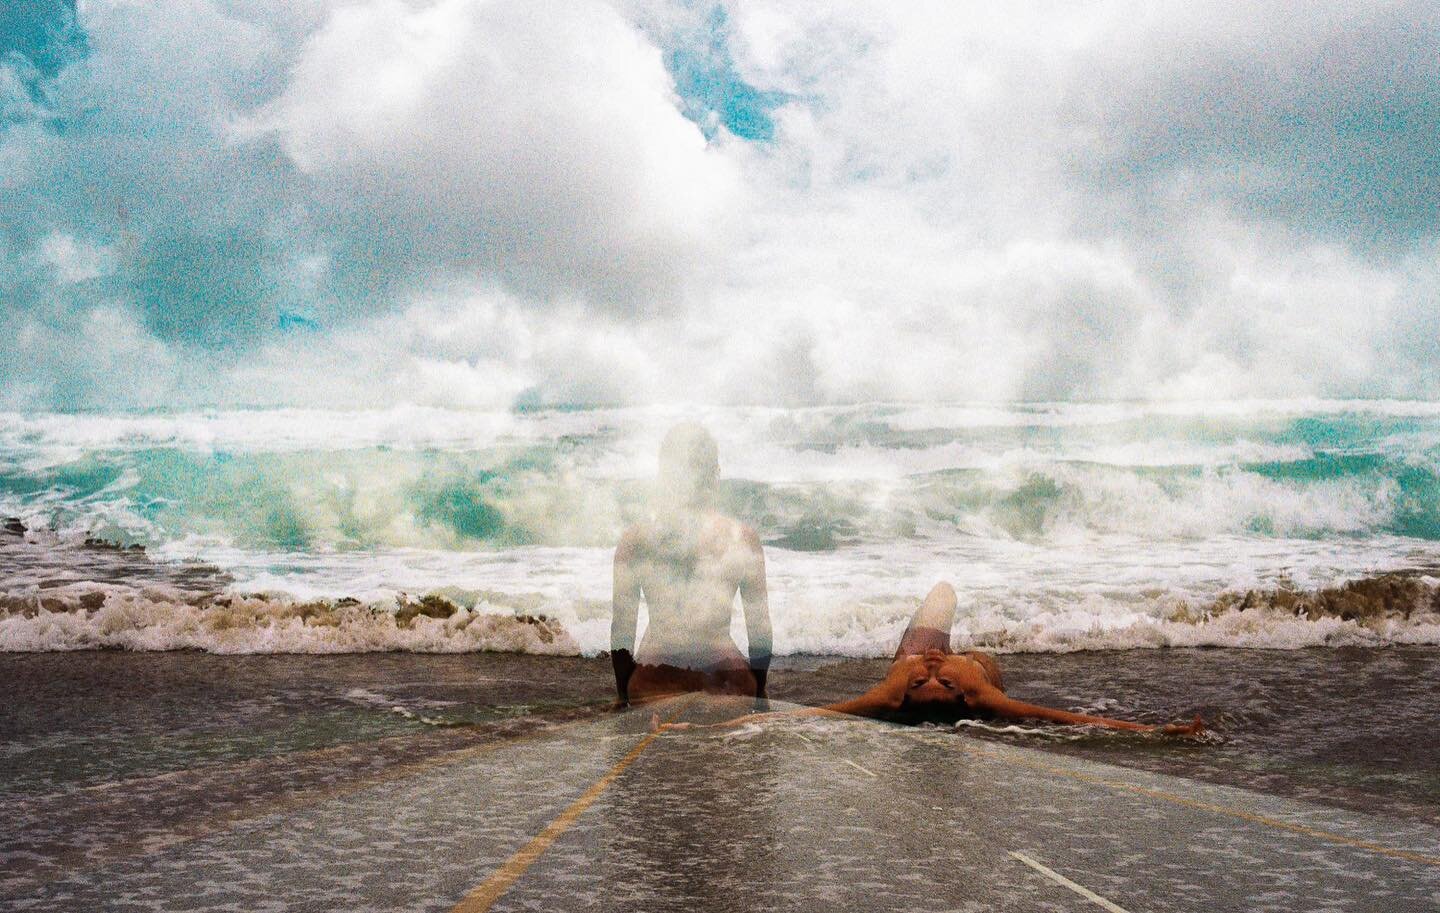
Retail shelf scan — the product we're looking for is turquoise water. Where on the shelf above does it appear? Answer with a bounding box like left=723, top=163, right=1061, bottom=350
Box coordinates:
left=3, top=402, right=1438, bottom=549
left=2, top=401, right=1439, bottom=654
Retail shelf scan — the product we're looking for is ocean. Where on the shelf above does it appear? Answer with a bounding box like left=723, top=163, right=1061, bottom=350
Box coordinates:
left=3, top=399, right=1439, bottom=656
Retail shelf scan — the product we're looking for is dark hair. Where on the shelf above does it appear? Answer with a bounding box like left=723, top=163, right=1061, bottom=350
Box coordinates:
left=895, top=694, right=972, bottom=726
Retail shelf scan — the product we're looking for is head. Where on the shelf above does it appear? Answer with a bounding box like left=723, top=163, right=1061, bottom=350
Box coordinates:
left=899, top=649, right=970, bottom=708
left=656, top=422, right=719, bottom=508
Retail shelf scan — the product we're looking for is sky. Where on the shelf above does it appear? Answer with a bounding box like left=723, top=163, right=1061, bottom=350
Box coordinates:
left=1, top=0, right=1438, bottom=410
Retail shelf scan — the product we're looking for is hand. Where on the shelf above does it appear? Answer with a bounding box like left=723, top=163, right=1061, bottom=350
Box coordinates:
left=650, top=713, right=696, bottom=733
left=1160, top=715, right=1206, bottom=737
left=875, top=656, right=921, bottom=707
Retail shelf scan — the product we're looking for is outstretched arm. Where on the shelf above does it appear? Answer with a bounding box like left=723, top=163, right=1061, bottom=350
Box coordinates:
left=610, top=530, right=641, bottom=707
left=963, top=681, right=1202, bottom=735
left=737, top=526, right=772, bottom=699
left=809, top=653, right=919, bottom=718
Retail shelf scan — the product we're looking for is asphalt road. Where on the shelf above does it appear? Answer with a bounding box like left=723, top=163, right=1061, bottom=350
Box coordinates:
left=7, top=697, right=1439, bottom=913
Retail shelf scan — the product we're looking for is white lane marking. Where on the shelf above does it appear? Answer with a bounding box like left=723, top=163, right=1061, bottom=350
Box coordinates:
left=1008, top=851, right=1132, bottom=913
left=840, top=758, right=877, bottom=778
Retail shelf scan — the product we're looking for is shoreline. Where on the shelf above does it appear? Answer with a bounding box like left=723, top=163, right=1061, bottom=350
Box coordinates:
left=7, top=515, right=1440, bottom=656
left=0, top=641, right=1436, bottom=655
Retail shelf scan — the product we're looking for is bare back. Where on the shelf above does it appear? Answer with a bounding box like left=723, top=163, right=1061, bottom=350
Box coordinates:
left=612, top=510, right=772, bottom=699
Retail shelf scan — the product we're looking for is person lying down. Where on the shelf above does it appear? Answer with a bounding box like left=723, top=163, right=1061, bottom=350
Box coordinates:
left=657, top=582, right=1204, bottom=736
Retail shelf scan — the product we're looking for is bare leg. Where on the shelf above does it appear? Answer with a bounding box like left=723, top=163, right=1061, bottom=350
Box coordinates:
left=894, top=581, right=957, bottom=660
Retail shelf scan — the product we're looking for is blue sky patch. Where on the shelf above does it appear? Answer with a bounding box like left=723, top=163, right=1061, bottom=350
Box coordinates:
left=1, top=0, right=83, bottom=77
left=664, top=6, right=787, bottom=142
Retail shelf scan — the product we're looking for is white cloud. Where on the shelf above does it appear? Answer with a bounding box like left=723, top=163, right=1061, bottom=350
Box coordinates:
left=36, top=233, right=114, bottom=284
left=246, top=0, right=739, bottom=314
left=1, top=0, right=1438, bottom=409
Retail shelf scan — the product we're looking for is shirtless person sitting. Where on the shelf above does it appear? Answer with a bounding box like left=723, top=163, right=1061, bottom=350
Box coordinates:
left=610, top=423, right=772, bottom=706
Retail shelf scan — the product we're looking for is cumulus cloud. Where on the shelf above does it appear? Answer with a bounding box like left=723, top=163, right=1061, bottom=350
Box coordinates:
left=699, top=1, right=1440, bottom=402
left=1, top=0, right=1437, bottom=409
left=246, top=0, right=736, bottom=313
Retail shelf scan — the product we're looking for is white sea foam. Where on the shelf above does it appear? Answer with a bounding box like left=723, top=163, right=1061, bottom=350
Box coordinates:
left=3, top=398, right=1435, bottom=458
left=887, top=398, right=1440, bottom=432
left=0, top=592, right=577, bottom=654
left=4, top=585, right=1437, bottom=655
left=4, top=533, right=1437, bottom=655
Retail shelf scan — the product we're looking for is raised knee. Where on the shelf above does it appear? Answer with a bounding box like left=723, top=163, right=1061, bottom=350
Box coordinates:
left=927, top=581, right=957, bottom=603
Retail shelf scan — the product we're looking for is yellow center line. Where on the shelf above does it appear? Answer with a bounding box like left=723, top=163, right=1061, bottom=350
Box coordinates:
left=968, top=743, right=1440, bottom=869
left=449, top=695, right=698, bottom=913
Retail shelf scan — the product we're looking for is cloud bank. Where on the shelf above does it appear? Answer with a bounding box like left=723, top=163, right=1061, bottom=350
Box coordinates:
left=2, top=0, right=1437, bottom=409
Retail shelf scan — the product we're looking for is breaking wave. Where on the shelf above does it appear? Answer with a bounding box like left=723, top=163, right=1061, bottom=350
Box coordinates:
left=2, top=400, right=1439, bottom=654
left=0, top=588, right=577, bottom=655
left=2, top=421, right=1438, bottom=552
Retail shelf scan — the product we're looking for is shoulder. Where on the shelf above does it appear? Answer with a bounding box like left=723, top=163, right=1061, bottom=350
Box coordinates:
left=952, top=657, right=1004, bottom=705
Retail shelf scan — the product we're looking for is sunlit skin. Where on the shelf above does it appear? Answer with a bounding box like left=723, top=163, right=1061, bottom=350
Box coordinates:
left=659, top=582, right=1204, bottom=736
left=819, top=648, right=1200, bottom=733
